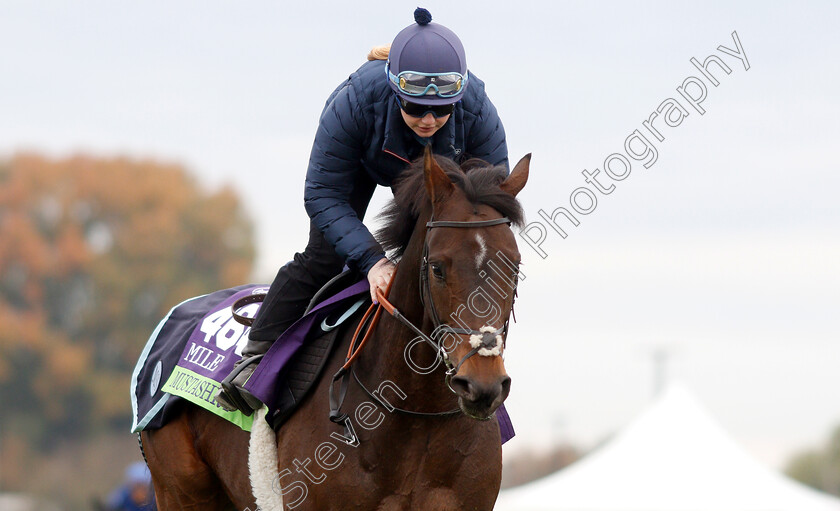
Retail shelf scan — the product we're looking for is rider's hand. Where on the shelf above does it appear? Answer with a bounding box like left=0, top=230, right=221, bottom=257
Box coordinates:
left=368, top=257, right=396, bottom=304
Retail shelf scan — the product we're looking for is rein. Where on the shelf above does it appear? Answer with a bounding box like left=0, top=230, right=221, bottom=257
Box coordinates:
left=328, top=215, right=515, bottom=436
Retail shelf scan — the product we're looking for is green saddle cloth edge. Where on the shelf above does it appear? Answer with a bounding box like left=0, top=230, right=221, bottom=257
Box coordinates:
left=161, top=365, right=255, bottom=432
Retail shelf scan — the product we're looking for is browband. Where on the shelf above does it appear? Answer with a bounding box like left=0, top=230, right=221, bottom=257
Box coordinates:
left=426, top=217, right=511, bottom=229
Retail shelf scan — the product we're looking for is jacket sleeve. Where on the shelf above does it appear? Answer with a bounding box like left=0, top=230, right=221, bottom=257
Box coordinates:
left=467, top=94, right=510, bottom=172
left=303, top=82, right=385, bottom=274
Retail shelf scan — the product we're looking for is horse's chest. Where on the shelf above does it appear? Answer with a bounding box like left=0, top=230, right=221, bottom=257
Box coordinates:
left=308, top=483, right=491, bottom=511
left=299, top=443, right=500, bottom=511
left=372, top=488, right=464, bottom=511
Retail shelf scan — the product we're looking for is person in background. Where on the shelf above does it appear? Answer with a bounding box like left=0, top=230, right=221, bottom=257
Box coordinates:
left=102, top=462, right=155, bottom=511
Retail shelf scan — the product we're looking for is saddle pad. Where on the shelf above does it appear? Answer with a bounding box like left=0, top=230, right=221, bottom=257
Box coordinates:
left=266, top=318, right=345, bottom=431
left=245, top=279, right=371, bottom=414
left=130, top=284, right=267, bottom=433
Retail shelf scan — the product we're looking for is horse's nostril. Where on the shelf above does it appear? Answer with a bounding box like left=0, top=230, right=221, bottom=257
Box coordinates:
left=449, top=376, right=473, bottom=399
left=500, top=376, right=511, bottom=396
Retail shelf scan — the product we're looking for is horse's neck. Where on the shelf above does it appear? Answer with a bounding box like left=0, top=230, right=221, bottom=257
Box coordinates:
left=387, top=212, right=428, bottom=327
left=364, top=209, right=457, bottom=408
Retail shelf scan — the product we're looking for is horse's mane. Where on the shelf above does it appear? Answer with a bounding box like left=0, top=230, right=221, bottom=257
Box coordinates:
left=375, top=156, right=524, bottom=258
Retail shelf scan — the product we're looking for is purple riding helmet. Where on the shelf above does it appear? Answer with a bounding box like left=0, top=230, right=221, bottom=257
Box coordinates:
left=386, top=8, right=468, bottom=107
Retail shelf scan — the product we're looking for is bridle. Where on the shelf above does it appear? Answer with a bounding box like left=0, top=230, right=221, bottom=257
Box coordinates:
left=418, top=216, right=514, bottom=382
left=329, top=215, right=517, bottom=435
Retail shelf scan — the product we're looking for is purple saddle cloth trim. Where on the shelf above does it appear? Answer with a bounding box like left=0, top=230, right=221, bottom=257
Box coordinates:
left=496, top=404, right=515, bottom=443
left=244, top=279, right=370, bottom=409
left=243, top=279, right=515, bottom=444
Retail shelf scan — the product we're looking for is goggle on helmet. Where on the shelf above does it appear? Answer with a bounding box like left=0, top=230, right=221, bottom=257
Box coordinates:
left=386, top=8, right=468, bottom=106
left=386, top=68, right=468, bottom=99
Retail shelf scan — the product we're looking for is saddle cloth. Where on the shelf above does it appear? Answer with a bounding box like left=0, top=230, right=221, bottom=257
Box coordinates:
left=130, top=281, right=370, bottom=433
left=130, top=284, right=268, bottom=433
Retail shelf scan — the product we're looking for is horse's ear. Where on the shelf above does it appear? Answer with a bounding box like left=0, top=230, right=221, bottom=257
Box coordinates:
left=500, top=153, right=530, bottom=197
left=424, top=145, right=454, bottom=204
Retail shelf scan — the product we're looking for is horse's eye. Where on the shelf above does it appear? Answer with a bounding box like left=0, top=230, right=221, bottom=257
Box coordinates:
left=430, top=262, right=445, bottom=280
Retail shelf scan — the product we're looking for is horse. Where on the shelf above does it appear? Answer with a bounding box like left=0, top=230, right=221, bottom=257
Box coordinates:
left=141, top=146, right=530, bottom=510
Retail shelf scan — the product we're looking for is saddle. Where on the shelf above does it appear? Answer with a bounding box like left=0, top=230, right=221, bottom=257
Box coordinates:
left=306, top=269, right=361, bottom=315
left=263, top=269, right=366, bottom=430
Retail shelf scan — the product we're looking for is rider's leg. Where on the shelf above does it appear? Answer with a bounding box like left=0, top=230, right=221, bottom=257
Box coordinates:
left=216, top=173, right=377, bottom=414
left=215, top=222, right=344, bottom=413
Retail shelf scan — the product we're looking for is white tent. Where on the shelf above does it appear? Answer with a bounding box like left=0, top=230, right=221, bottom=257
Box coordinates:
left=495, top=385, right=840, bottom=511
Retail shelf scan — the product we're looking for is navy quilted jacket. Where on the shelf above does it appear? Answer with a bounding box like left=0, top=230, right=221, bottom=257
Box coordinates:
left=303, top=59, right=508, bottom=274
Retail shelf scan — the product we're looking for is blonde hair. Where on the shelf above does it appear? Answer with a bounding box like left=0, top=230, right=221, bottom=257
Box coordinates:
left=367, top=44, right=390, bottom=61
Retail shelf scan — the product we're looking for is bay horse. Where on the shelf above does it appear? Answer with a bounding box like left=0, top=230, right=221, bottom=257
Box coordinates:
left=141, top=147, right=530, bottom=510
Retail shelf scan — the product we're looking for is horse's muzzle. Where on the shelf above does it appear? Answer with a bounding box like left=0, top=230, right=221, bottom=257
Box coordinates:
left=449, top=375, right=511, bottom=420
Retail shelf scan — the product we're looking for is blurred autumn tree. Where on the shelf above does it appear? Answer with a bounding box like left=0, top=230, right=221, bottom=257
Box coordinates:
left=786, top=424, right=840, bottom=497
left=0, top=153, right=254, bottom=450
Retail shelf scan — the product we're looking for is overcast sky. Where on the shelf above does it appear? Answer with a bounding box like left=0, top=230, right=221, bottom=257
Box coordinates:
left=2, top=1, right=838, bottom=469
